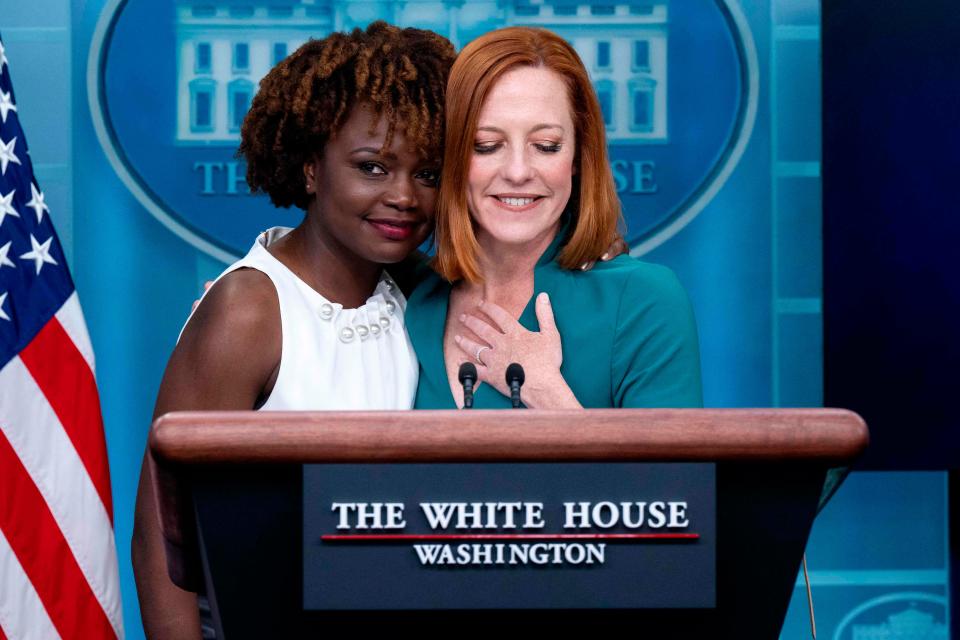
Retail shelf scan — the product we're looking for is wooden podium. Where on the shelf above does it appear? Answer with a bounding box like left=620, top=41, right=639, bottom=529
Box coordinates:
left=150, top=409, right=867, bottom=638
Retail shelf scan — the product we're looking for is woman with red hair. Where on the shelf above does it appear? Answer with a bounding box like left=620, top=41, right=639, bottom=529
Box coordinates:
left=408, top=27, right=702, bottom=409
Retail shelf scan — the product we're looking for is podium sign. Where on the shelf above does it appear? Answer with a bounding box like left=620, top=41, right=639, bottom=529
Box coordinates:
left=303, top=463, right=715, bottom=610
left=151, top=409, right=867, bottom=636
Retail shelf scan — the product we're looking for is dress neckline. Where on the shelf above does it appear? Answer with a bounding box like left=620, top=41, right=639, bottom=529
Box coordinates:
left=253, top=227, right=401, bottom=316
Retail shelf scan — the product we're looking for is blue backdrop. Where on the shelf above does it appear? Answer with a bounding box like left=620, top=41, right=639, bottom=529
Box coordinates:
left=3, top=0, right=949, bottom=637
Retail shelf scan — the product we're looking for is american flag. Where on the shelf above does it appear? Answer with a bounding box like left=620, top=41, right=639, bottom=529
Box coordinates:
left=0, top=36, right=124, bottom=639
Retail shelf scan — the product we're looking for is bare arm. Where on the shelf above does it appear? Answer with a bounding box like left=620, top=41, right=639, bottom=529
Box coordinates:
left=132, top=270, right=280, bottom=639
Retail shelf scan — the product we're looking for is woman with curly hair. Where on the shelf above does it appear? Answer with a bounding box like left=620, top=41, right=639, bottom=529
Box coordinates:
left=132, top=22, right=455, bottom=638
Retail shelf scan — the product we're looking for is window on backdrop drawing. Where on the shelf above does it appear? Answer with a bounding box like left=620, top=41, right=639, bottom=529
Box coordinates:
left=629, top=80, right=656, bottom=133
left=233, top=42, right=250, bottom=73
left=195, top=42, right=212, bottom=74
left=595, top=80, right=615, bottom=131
left=190, top=79, right=217, bottom=133
left=596, top=41, right=611, bottom=71
left=273, top=42, right=288, bottom=66
left=229, top=80, right=254, bottom=133
left=633, top=40, right=651, bottom=72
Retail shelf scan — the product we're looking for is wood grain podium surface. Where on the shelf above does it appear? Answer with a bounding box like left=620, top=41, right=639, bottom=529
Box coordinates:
left=150, top=408, right=868, bottom=464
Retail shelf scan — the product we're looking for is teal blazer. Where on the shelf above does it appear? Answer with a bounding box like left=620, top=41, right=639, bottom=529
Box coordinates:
left=406, top=233, right=703, bottom=410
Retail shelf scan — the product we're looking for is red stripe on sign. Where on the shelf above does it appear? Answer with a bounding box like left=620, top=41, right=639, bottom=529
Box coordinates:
left=322, top=533, right=700, bottom=541
left=0, top=430, right=116, bottom=639
left=19, top=317, right=113, bottom=521
left=0, top=620, right=6, bottom=640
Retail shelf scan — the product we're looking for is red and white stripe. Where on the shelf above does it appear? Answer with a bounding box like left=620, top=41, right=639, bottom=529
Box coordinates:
left=0, top=293, right=123, bottom=639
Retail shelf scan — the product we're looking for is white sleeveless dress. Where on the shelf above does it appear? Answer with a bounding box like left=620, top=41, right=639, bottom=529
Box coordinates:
left=190, top=226, right=418, bottom=410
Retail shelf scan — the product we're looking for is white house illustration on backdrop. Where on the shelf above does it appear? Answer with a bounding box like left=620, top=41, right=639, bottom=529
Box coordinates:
left=852, top=605, right=947, bottom=640
left=175, top=0, right=668, bottom=145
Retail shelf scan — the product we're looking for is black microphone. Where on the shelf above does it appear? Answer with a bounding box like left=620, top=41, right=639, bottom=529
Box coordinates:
left=458, top=362, right=477, bottom=409
left=506, top=363, right=525, bottom=409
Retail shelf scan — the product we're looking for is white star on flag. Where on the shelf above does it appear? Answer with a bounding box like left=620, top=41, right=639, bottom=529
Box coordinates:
left=0, top=135, right=21, bottom=175
left=0, top=291, right=9, bottom=321
left=0, top=188, right=19, bottom=227
left=0, top=240, right=14, bottom=268
left=20, top=233, right=58, bottom=274
left=0, top=89, right=16, bottom=124
left=0, top=41, right=8, bottom=72
left=26, top=183, right=49, bottom=223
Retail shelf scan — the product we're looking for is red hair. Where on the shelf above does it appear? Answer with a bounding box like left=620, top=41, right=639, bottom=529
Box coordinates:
left=433, top=27, right=622, bottom=283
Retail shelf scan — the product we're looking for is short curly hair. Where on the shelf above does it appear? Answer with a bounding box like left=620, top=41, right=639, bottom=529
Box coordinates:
left=240, top=21, right=456, bottom=210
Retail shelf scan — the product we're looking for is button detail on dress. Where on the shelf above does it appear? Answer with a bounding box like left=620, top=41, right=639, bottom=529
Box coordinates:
left=385, top=300, right=396, bottom=315
left=355, top=324, right=370, bottom=340
left=319, top=303, right=334, bottom=320
left=339, top=327, right=355, bottom=343
left=369, top=323, right=382, bottom=337
left=379, top=316, right=391, bottom=330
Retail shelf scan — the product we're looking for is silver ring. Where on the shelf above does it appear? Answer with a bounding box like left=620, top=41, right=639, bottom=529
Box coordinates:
left=475, top=346, right=491, bottom=366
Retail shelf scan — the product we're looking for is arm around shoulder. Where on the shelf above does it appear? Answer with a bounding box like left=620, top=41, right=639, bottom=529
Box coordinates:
left=133, top=269, right=280, bottom=639
left=611, top=264, right=703, bottom=408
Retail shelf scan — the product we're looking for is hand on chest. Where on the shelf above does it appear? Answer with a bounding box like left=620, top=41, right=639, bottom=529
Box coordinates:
left=442, top=285, right=569, bottom=407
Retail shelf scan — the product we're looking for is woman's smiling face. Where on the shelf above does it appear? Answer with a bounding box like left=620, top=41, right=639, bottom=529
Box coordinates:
left=305, top=105, right=439, bottom=265
left=466, top=65, right=576, bottom=252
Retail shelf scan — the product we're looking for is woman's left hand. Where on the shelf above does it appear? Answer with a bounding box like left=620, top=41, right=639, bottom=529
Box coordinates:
left=453, top=293, right=581, bottom=409
left=579, top=235, right=629, bottom=271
